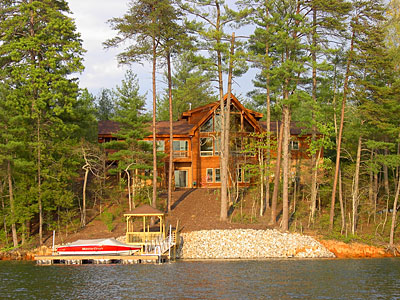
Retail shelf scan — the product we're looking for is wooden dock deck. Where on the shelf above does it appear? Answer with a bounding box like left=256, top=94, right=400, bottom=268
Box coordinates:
left=35, top=254, right=169, bottom=265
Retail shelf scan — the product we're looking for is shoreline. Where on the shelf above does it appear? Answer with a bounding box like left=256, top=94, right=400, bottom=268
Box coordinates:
left=0, top=229, right=396, bottom=261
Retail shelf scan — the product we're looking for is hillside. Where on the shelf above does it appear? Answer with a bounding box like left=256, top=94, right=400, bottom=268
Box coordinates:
left=44, top=188, right=273, bottom=247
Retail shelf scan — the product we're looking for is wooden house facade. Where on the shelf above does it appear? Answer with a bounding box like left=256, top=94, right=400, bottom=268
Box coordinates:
left=98, top=94, right=318, bottom=189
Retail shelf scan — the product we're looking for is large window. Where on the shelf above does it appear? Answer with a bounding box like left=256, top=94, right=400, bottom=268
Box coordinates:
left=200, top=118, right=213, bottom=132
left=230, top=114, right=241, bottom=132
left=156, top=140, right=165, bottom=152
left=200, top=137, right=213, bottom=156
left=231, top=137, right=242, bottom=156
left=173, top=140, right=188, bottom=157
left=214, top=114, right=222, bottom=132
left=243, top=119, right=254, bottom=132
left=214, top=138, right=221, bottom=156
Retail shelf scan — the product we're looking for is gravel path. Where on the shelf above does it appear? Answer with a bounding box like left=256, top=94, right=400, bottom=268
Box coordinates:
left=178, top=229, right=335, bottom=259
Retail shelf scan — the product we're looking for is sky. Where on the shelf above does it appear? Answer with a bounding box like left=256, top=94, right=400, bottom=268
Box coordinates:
left=66, top=0, right=255, bottom=110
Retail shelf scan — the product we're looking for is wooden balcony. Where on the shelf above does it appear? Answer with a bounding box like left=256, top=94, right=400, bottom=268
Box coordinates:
left=173, top=150, right=189, bottom=158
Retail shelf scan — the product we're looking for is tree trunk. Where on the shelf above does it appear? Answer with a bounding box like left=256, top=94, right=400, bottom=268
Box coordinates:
left=167, top=51, right=173, bottom=213
left=259, top=147, right=264, bottom=216
left=82, top=166, right=89, bottom=226
left=37, top=114, right=43, bottom=245
left=264, top=0, right=271, bottom=212
left=310, top=4, right=318, bottom=223
left=269, top=122, right=283, bottom=226
left=222, top=32, right=234, bottom=220
left=330, top=26, right=356, bottom=231
left=339, top=169, right=346, bottom=233
left=389, top=175, right=400, bottom=248
left=369, top=150, right=374, bottom=206
left=1, top=182, right=8, bottom=246
left=125, top=168, right=132, bottom=211
left=151, top=26, right=157, bottom=210
left=352, top=135, right=362, bottom=234
left=216, top=2, right=228, bottom=221
left=383, top=147, right=390, bottom=199
left=281, top=103, right=291, bottom=231
left=7, top=161, right=18, bottom=247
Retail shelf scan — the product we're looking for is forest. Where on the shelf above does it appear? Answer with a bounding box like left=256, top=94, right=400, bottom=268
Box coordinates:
left=0, top=0, right=399, bottom=251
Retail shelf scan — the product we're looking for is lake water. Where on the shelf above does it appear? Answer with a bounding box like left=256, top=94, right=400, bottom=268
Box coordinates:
left=1, top=259, right=399, bottom=299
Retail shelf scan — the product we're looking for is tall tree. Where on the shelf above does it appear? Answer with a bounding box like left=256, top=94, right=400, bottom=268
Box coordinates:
left=108, top=70, right=152, bottom=211
left=95, top=89, right=115, bottom=121
left=157, top=0, right=194, bottom=213
left=0, top=0, right=85, bottom=244
left=105, top=0, right=175, bottom=210
left=329, top=0, right=387, bottom=230
left=181, top=0, right=248, bottom=220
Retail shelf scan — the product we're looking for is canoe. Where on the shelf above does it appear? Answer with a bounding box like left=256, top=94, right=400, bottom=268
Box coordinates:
left=57, top=238, right=141, bottom=255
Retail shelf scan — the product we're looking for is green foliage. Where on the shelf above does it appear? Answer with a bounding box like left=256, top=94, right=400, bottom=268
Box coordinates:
left=0, top=0, right=91, bottom=245
left=100, top=209, right=115, bottom=232
left=231, top=212, right=257, bottom=224
left=95, top=88, right=115, bottom=121
left=158, top=52, right=217, bottom=121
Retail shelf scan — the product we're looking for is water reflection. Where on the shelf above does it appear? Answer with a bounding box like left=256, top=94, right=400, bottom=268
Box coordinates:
left=0, top=258, right=399, bottom=299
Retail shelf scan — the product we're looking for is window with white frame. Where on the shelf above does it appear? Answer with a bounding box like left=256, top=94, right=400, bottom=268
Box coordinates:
left=215, top=168, right=221, bottom=182
left=156, top=140, right=165, bottom=152
left=200, top=137, right=213, bottom=156
left=206, top=168, right=213, bottom=182
left=290, top=140, right=299, bottom=150
left=173, top=140, right=188, bottom=157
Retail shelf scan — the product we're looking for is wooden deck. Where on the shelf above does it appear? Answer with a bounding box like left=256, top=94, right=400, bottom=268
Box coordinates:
left=35, top=254, right=169, bottom=265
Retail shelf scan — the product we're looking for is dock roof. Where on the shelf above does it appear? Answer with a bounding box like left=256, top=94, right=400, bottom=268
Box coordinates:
left=124, top=204, right=165, bottom=216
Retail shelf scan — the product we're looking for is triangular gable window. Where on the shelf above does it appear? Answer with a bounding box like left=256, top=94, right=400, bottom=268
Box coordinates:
left=200, top=117, right=213, bottom=132
left=243, top=118, right=255, bottom=132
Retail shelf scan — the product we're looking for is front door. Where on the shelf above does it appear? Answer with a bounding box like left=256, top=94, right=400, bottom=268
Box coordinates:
left=174, top=170, right=188, bottom=188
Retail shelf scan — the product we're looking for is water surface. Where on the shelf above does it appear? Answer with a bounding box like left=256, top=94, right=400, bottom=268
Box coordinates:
left=1, top=258, right=399, bottom=299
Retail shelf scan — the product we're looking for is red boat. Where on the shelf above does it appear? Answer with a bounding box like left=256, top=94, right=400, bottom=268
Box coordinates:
left=57, top=238, right=141, bottom=255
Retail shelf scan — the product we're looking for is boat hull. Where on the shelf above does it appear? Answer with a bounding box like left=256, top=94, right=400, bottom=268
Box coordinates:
left=57, top=240, right=142, bottom=256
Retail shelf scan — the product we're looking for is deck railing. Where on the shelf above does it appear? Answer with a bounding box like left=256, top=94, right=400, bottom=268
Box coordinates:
left=172, top=150, right=188, bottom=158
left=126, top=232, right=163, bottom=245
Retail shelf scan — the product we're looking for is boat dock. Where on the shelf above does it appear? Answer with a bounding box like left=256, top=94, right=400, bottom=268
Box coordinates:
left=35, top=254, right=170, bottom=265
left=36, top=205, right=180, bottom=265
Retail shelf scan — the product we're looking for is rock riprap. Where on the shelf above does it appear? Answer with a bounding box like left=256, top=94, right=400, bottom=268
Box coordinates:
left=178, top=229, right=335, bottom=259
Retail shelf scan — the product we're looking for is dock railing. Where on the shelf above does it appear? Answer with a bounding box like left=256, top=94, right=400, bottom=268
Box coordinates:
left=126, top=232, right=163, bottom=245
left=143, top=225, right=177, bottom=259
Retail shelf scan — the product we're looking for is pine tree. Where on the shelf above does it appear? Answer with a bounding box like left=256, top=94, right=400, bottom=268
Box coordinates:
left=95, top=89, right=115, bottom=121
left=108, top=70, right=152, bottom=211
left=158, top=52, right=217, bottom=121
left=181, top=0, right=249, bottom=221
left=105, top=0, right=176, bottom=210
left=0, top=0, right=85, bottom=244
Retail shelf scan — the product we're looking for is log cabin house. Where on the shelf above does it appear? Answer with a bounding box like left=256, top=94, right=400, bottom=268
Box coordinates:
left=98, top=93, right=319, bottom=189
